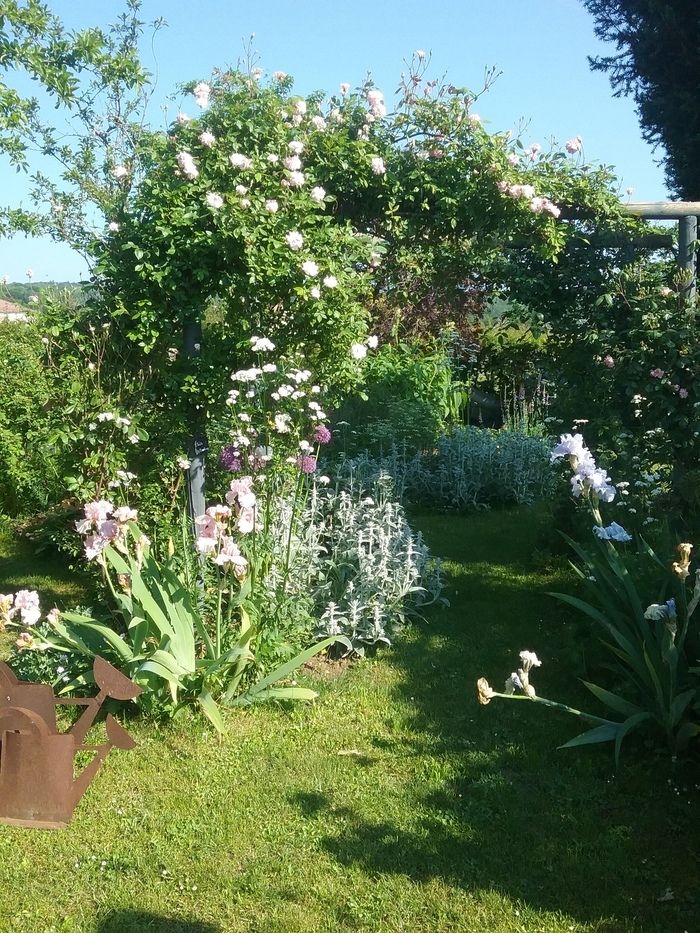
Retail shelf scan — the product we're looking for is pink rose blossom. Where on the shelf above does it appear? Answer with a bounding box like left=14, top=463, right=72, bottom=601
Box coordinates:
left=679, top=388, right=689, bottom=399
left=603, top=355, right=615, bottom=368
left=650, top=368, right=665, bottom=379
left=193, top=82, right=211, bottom=108
left=176, top=151, right=199, bottom=180
left=229, top=153, right=252, bottom=170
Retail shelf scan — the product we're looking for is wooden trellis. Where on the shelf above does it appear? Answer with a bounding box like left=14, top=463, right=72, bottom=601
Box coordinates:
left=623, top=201, right=699, bottom=300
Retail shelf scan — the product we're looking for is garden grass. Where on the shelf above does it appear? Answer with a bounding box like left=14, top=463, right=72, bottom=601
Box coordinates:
left=0, top=508, right=697, bottom=932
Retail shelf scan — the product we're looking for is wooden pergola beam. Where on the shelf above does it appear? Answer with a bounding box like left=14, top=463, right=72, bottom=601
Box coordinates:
left=623, top=201, right=700, bottom=219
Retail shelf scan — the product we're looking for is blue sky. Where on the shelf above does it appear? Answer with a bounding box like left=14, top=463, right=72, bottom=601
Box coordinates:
left=1, top=0, right=668, bottom=282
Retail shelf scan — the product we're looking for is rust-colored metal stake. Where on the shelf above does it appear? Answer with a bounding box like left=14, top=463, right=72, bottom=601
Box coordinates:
left=70, top=658, right=142, bottom=746
left=71, top=716, right=137, bottom=806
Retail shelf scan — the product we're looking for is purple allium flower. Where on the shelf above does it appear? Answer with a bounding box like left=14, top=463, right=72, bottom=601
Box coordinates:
left=313, top=425, right=332, bottom=445
left=296, top=454, right=317, bottom=474
left=219, top=445, right=243, bottom=472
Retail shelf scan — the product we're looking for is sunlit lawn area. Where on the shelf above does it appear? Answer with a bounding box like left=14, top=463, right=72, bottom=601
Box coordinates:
left=0, top=508, right=696, bottom=932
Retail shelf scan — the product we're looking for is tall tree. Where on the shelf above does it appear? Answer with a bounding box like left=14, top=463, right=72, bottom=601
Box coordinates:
left=582, top=0, right=700, bottom=198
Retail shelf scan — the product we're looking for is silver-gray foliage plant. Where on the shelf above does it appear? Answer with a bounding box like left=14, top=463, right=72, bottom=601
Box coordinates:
left=266, top=473, right=444, bottom=650
left=338, top=427, right=554, bottom=509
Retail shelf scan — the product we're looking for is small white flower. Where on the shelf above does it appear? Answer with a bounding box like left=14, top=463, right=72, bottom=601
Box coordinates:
left=367, top=335, right=379, bottom=349
left=371, top=156, right=386, bottom=176
left=323, top=275, right=337, bottom=289
left=302, top=260, right=319, bottom=277
left=199, top=131, right=216, bottom=147
left=286, top=231, right=304, bottom=250
left=351, top=342, right=368, bottom=360
left=111, top=165, right=128, bottom=181
left=250, top=336, right=275, bottom=352
left=265, top=199, right=279, bottom=213
left=310, top=186, right=326, bottom=203
left=206, top=192, right=224, bottom=209
left=274, top=413, right=292, bottom=433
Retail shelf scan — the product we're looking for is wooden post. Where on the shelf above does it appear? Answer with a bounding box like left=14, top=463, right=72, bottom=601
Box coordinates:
left=183, top=319, right=206, bottom=523
left=678, top=214, right=697, bottom=301
left=622, top=202, right=698, bottom=301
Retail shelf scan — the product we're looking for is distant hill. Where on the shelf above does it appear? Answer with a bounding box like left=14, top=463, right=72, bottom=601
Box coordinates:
left=1, top=281, right=85, bottom=306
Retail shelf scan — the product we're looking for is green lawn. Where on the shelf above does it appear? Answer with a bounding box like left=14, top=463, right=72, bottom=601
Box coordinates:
left=0, top=509, right=696, bottom=932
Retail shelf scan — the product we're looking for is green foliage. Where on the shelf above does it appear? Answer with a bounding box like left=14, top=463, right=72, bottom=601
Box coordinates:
left=550, top=530, right=700, bottom=759
left=483, top=439, right=699, bottom=761
left=18, top=523, right=349, bottom=729
left=0, top=321, right=62, bottom=514
left=339, top=427, right=555, bottom=509
left=583, top=0, right=700, bottom=198
left=334, top=339, right=466, bottom=455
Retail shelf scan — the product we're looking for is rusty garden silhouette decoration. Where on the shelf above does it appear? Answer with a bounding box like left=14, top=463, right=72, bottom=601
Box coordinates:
left=0, top=656, right=141, bottom=828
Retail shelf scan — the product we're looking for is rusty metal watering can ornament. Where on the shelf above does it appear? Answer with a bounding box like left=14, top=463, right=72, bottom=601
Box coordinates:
left=0, top=656, right=141, bottom=828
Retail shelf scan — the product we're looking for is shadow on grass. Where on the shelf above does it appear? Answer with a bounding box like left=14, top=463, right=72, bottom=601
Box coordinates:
left=0, top=530, right=91, bottom=608
left=97, top=912, right=220, bottom=933
left=292, top=508, right=697, bottom=931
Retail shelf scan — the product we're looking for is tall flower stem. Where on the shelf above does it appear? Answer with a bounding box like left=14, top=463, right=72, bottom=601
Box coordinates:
left=215, top=565, right=223, bottom=657
left=282, top=469, right=305, bottom=592
left=491, top=690, right=614, bottom=726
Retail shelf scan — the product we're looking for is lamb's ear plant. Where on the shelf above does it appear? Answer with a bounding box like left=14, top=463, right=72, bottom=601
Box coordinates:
left=477, top=432, right=700, bottom=763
